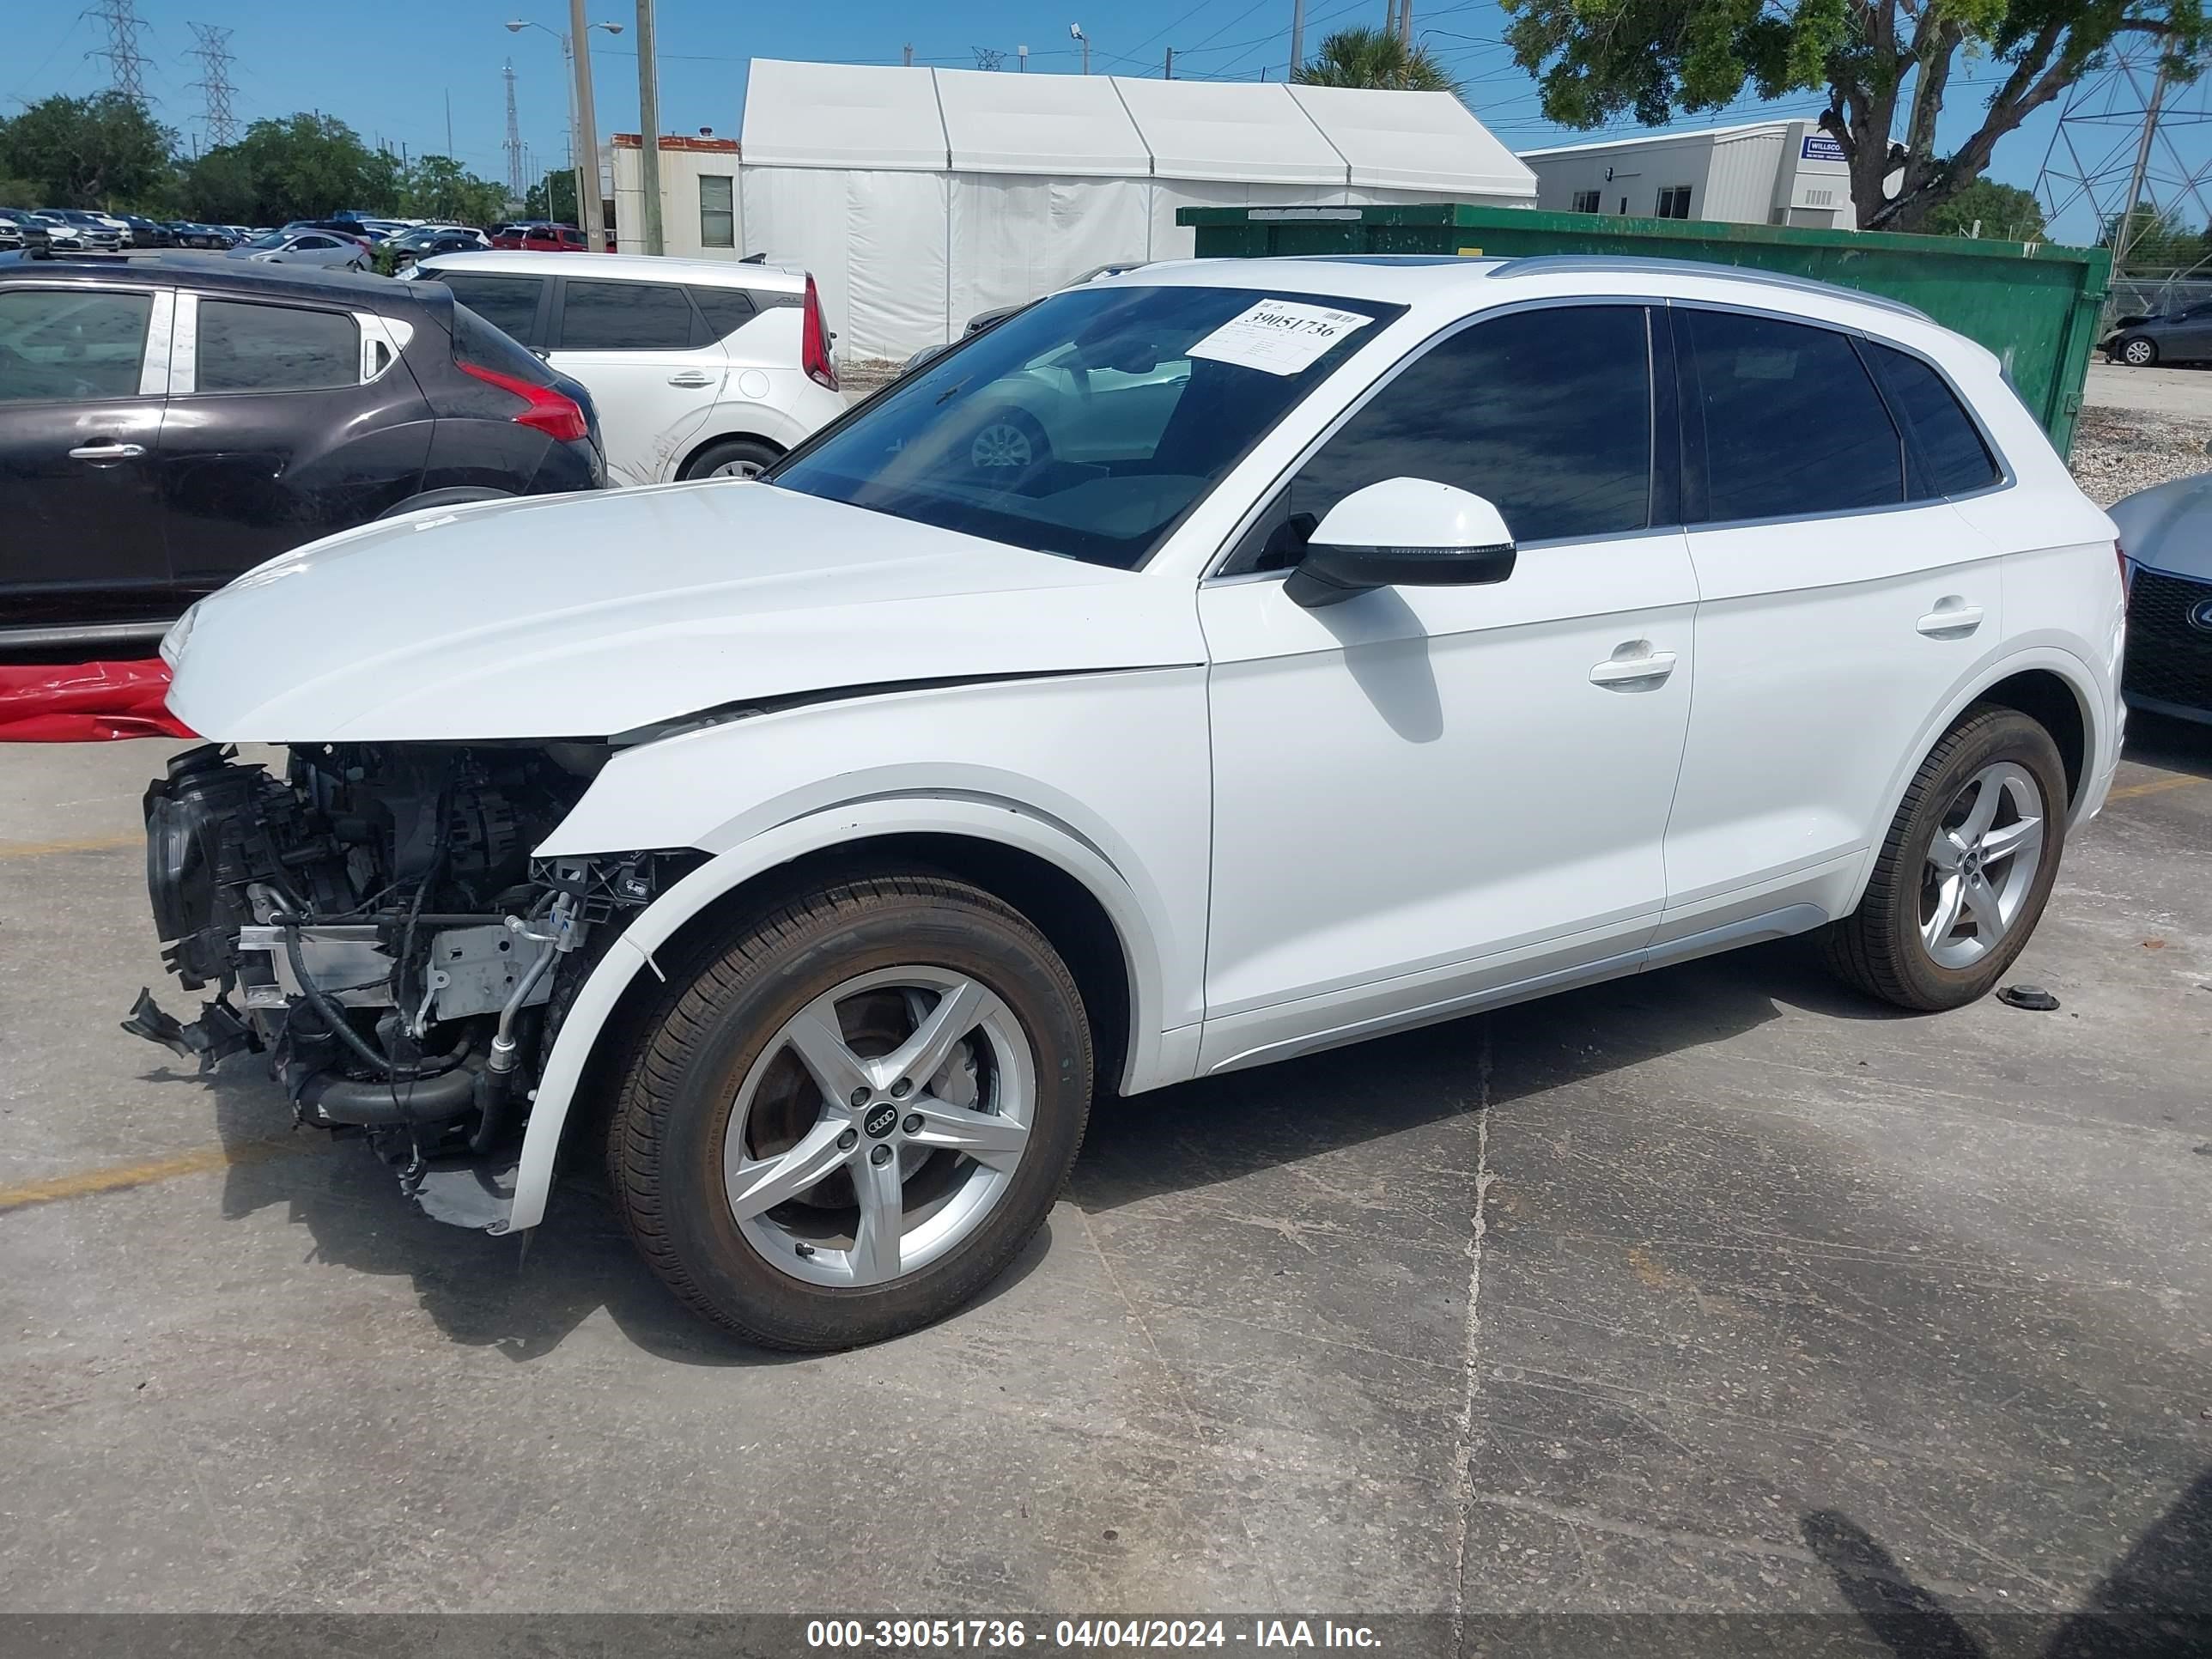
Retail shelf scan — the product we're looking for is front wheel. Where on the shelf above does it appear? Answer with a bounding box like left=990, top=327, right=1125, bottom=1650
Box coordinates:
left=2119, top=336, right=2158, bottom=367
left=606, top=872, right=1093, bottom=1350
left=1821, top=707, right=2069, bottom=1011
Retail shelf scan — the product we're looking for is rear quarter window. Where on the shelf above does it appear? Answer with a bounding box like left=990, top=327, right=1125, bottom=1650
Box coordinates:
left=1863, top=341, right=2002, bottom=498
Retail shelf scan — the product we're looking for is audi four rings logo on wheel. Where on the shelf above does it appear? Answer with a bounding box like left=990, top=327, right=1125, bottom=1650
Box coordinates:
left=134, top=255, right=2129, bottom=1352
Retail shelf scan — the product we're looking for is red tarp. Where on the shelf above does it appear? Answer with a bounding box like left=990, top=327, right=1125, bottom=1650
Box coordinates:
left=0, top=659, right=197, bottom=742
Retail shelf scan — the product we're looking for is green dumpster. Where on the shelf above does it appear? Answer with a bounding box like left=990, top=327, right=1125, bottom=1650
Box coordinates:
left=1177, top=203, right=2110, bottom=457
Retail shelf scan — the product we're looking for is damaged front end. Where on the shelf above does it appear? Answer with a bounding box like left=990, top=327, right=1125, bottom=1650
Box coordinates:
left=126, top=742, right=695, bottom=1230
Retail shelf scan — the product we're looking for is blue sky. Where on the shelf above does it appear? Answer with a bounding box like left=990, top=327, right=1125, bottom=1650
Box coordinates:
left=4, top=0, right=2182, bottom=241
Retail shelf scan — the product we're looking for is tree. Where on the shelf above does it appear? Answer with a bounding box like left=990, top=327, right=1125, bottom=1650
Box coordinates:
left=1921, top=177, right=2047, bottom=240
left=400, top=155, right=507, bottom=225
left=177, top=113, right=402, bottom=226
left=0, top=93, right=174, bottom=209
left=2100, top=200, right=2201, bottom=266
left=1293, top=27, right=1466, bottom=95
left=523, top=168, right=578, bottom=223
left=1500, top=1, right=2211, bottom=234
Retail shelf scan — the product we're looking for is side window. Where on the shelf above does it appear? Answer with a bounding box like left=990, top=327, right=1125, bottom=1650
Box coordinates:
left=292, top=235, right=337, bottom=251
left=688, top=285, right=756, bottom=339
left=1243, top=305, right=1653, bottom=569
left=196, top=300, right=360, bottom=393
left=436, top=273, right=546, bottom=344
left=557, top=280, right=696, bottom=350
left=1679, top=308, right=1900, bottom=523
left=1863, top=341, right=2001, bottom=499
left=0, top=289, right=151, bottom=401
left=1571, top=190, right=1601, bottom=214
left=699, top=175, right=736, bottom=250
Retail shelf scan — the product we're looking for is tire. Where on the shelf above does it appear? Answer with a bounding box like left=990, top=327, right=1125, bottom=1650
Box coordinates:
left=679, top=436, right=781, bottom=482
left=2120, top=335, right=2158, bottom=367
left=965, top=407, right=1051, bottom=478
left=1821, top=706, right=2069, bottom=1012
left=606, top=872, right=1093, bottom=1351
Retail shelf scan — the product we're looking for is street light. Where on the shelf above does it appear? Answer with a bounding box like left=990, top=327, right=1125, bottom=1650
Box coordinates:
left=1069, top=22, right=1089, bottom=76
left=505, top=16, right=622, bottom=250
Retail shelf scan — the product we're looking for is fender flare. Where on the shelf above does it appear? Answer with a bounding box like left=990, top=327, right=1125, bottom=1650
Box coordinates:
left=1840, top=642, right=2112, bottom=918
left=505, top=793, right=1174, bottom=1233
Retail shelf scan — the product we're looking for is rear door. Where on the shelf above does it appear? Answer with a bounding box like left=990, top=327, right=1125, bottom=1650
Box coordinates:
left=0, top=282, right=175, bottom=635
left=1662, top=305, right=2005, bottom=940
left=159, top=292, right=433, bottom=596
left=548, top=276, right=724, bottom=485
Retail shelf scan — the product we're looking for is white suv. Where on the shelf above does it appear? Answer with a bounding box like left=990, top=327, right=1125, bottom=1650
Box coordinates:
left=406, top=252, right=848, bottom=488
left=143, top=256, right=2124, bottom=1352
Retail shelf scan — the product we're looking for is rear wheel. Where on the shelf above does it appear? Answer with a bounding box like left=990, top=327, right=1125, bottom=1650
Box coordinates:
left=680, top=436, right=780, bottom=481
left=606, top=872, right=1092, bottom=1351
left=1821, top=707, right=2068, bottom=1011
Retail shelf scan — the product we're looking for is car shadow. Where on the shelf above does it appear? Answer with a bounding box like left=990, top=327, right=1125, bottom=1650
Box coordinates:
left=1802, top=1465, right=2212, bottom=1656
left=2123, top=710, right=2212, bottom=781
left=187, top=935, right=1876, bottom=1361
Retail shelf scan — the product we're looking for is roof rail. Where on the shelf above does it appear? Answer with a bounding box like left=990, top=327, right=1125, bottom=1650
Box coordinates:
left=1486, top=254, right=1933, bottom=323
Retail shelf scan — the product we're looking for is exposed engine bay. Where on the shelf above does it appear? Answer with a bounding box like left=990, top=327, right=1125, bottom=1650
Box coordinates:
left=125, top=742, right=696, bottom=1229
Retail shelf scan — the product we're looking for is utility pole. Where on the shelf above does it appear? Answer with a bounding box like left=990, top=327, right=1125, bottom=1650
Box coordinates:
left=503, top=62, right=525, bottom=201
left=569, top=0, right=606, bottom=250
left=445, top=89, right=454, bottom=157
left=1070, top=22, right=1089, bottom=76
left=1399, top=0, right=1413, bottom=48
left=185, top=21, right=237, bottom=147
left=2114, top=59, right=2172, bottom=272
left=1289, top=0, right=1304, bottom=76
left=1164, top=47, right=1173, bottom=78
left=902, top=43, right=914, bottom=67
left=635, top=0, right=665, bottom=254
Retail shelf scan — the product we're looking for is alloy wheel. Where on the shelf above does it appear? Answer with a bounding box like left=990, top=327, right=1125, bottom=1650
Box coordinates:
left=1919, top=761, right=2045, bottom=969
left=708, top=457, right=766, bottom=478
left=969, top=422, right=1034, bottom=471
left=723, top=966, right=1036, bottom=1288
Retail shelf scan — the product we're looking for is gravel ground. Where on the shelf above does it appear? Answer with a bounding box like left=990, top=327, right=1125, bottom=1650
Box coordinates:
left=2069, top=403, right=2212, bottom=506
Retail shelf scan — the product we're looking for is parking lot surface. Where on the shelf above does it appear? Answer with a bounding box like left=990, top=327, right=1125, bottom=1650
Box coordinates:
left=2, top=732, right=2209, bottom=1638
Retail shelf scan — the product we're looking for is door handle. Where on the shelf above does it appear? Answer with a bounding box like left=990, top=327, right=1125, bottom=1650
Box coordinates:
left=69, top=441, right=146, bottom=463
left=1916, top=601, right=1984, bottom=638
left=666, top=370, right=718, bottom=388
left=1589, top=647, right=1679, bottom=689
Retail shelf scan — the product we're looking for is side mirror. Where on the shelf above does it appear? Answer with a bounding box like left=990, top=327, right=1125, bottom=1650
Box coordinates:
left=1284, top=478, right=1517, bottom=609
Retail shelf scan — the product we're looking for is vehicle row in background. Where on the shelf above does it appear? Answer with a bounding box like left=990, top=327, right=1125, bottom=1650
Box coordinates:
left=406, top=251, right=843, bottom=487
left=0, top=252, right=605, bottom=654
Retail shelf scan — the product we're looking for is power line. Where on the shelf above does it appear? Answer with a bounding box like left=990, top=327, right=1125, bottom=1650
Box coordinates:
left=185, top=21, right=236, bottom=146
left=84, top=0, right=152, bottom=104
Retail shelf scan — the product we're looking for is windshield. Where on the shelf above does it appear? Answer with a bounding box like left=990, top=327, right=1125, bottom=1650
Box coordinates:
left=246, top=231, right=289, bottom=250
left=769, top=284, right=1403, bottom=570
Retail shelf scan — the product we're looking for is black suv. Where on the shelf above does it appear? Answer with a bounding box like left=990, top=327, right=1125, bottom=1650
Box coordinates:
left=0, top=252, right=605, bottom=652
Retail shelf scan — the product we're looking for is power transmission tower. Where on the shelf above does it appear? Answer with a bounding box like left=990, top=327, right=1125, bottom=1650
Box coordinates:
left=86, top=0, right=153, bottom=104
left=974, top=46, right=1005, bottom=71
left=503, top=61, right=526, bottom=201
left=2035, top=40, right=2212, bottom=301
left=185, top=22, right=238, bottom=147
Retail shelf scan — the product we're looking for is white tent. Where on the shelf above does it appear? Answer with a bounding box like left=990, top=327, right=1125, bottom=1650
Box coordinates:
left=737, top=62, right=1537, bottom=360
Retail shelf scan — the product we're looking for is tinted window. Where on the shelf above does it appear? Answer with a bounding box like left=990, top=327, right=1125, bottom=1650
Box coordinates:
left=196, top=300, right=359, bottom=392
left=1680, top=309, right=1900, bottom=522
left=775, top=284, right=1401, bottom=570
left=1863, top=341, right=2000, bottom=499
left=435, top=272, right=545, bottom=343
left=0, top=288, right=150, bottom=401
left=450, top=302, right=557, bottom=386
left=558, top=280, right=694, bottom=350
left=292, top=235, right=338, bottom=251
left=689, top=285, right=756, bottom=339
left=1248, top=305, right=1652, bottom=568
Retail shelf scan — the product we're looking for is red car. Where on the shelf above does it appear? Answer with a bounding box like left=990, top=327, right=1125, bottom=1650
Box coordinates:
left=489, top=222, right=595, bottom=252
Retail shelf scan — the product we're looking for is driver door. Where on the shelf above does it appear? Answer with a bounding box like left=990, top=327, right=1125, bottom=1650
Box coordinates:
left=1196, top=304, right=1698, bottom=1073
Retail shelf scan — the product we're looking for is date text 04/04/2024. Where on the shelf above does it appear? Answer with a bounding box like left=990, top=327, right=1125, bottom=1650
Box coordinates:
left=805, top=1620, right=1383, bottom=1650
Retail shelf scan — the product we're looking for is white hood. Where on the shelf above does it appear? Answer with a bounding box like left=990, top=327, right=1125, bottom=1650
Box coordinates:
left=165, top=483, right=1200, bottom=742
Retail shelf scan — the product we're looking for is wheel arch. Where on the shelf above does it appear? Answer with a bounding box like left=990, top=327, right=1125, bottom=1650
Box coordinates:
left=507, top=801, right=1170, bottom=1233
left=674, top=427, right=787, bottom=482
left=1843, top=647, right=2110, bottom=920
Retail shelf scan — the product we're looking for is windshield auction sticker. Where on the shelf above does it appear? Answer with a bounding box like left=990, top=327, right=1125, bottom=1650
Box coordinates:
left=1188, top=299, right=1374, bottom=376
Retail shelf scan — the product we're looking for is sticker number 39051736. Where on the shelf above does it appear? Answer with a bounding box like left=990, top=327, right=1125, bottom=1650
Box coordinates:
left=1187, top=299, right=1375, bottom=377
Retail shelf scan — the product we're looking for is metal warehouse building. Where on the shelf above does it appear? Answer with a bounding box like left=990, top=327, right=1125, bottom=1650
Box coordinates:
left=1520, top=118, right=1854, bottom=229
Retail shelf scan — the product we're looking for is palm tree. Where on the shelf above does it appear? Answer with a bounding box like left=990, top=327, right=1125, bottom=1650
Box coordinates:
left=1291, top=26, right=1463, bottom=96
